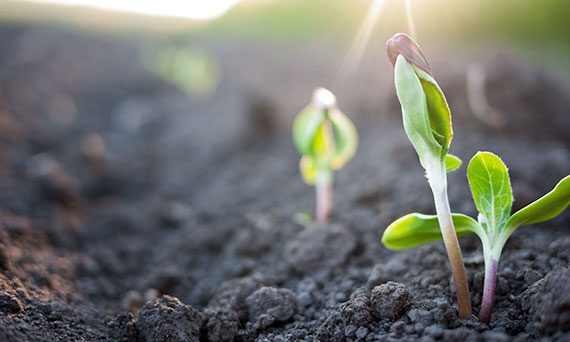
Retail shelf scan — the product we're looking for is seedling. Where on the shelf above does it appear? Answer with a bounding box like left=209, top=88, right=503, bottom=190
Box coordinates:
left=382, top=151, right=570, bottom=323
left=386, top=33, right=472, bottom=318
left=292, top=87, right=358, bottom=225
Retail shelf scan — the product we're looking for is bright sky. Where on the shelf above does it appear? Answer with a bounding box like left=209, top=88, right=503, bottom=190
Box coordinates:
left=23, top=0, right=243, bottom=20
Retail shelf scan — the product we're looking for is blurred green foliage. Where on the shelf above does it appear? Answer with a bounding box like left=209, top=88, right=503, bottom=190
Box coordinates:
left=1, top=0, right=569, bottom=59
left=195, top=0, right=570, bottom=56
left=143, top=45, right=220, bottom=96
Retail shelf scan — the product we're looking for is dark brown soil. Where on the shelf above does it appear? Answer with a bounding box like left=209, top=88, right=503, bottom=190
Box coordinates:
left=0, top=23, right=569, bottom=342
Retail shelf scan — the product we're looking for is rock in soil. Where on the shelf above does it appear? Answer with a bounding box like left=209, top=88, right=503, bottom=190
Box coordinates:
left=370, top=281, right=410, bottom=321
left=245, top=286, right=297, bottom=329
left=208, top=274, right=265, bottom=322
left=137, top=295, right=203, bottom=342
left=339, top=289, right=372, bottom=326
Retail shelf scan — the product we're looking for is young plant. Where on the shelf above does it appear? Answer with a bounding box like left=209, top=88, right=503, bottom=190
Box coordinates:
left=382, top=151, right=570, bottom=323
left=292, top=87, right=358, bottom=225
left=386, top=33, right=472, bottom=318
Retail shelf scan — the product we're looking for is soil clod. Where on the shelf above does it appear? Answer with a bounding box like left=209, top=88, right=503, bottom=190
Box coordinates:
left=0, top=293, right=24, bottom=314
left=531, top=267, right=570, bottom=334
left=107, top=312, right=138, bottom=342
left=339, top=290, right=372, bottom=326
left=137, top=295, right=203, bottom=342
left=245, top=286, right=297, bottom=329
left=203, top=307, right=240, bottom=342
left=370, top=281, right=410, bottom=321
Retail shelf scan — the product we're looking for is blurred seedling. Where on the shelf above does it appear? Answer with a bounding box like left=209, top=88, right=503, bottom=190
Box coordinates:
left=143, top=44, right=220, bottom=96
left=386, top=33, right=471, bottom=318
left=383, top=152, right=570, bottom=323
left=292, top=87, right=358, bottom=226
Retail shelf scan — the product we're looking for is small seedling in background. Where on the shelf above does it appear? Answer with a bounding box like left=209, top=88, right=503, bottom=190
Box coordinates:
left=292, top=87, right=358, bottom=225
left=144, top=45, right=220, bottom=96
left=386, top=33, right=472, bottom=318
left=382, top=152, right=570, bottom=323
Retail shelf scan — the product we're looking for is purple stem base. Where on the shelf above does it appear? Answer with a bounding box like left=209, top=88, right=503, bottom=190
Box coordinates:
left=479, top=257, right=498, bottom=323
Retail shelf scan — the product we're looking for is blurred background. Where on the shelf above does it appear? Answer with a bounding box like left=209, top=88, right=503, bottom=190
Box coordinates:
left=3, top=0, right=570, bottom=90
left=2, top=0, right=570, bottom=122
left=1, top=0, right=569, bottom=186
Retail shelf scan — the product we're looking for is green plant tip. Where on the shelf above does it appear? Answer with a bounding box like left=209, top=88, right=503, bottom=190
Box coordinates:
left=312, top=87, right=337, bottom=110
left=387, top=33, right=432, bottom=76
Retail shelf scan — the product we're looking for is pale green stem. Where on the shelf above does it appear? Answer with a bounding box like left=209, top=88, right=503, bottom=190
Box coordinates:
left=427, top=164, right=472, bottom=319
left=315, top=169, right=333, bottom=226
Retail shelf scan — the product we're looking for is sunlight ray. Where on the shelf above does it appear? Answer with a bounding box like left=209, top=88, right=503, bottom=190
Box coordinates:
left=404, top=0, right=417, bottom=40
left=333, top=0, right=387, bottom=90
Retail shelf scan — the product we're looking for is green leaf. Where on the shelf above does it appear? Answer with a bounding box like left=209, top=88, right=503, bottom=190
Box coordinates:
left=292, top=105, right=325, bottom=156
left=445, top=154, right=462, bottom=172
left=311, top=118, right=335, bottom=165
left=505, top=175, right=570, bottom=231
left=394, top=55, right=442, bottom=169
left=299, top=156, right=317, bottom=185
left=382, top=213, right=481, bottom=250
left=329, top=108, right=358, bottom=170
left=467, top=152, right=512, bottom=237
left=415, top=67, right=453, bottom=152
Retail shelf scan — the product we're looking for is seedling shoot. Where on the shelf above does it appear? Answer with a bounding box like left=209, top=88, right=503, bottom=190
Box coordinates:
left=382, top=151, right=570, bottom=323
left=386, top=33, right=472, bottom=318
left=464, top=152, right=570, bottom=323
left=292, top=87, right=358, bottom=225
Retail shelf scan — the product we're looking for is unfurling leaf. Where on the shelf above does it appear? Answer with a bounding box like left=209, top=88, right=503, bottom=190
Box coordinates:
left=467, top=152, right=512, bottom=236
left=299, top=156, right=317, bottom=185
left=293, top=88, right=358, bottom=172
left=394, top=54, right=453, bottom=169
left=329, top=108, right=358, bottom=170
left=416, top=68, right=453, bottom=151
left=311, top=118, right=336, bottom=164
left=445, top=154, right=462, bottom=172
left=382, top=213, right=481, bottom=250
left=394, top=55, right=440, bottom=167
left=293, top=106, right=325, bottom=157
left=505, top=175, right=570, bottom=234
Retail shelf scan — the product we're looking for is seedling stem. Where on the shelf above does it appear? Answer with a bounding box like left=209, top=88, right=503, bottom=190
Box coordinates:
left=292, top=87, right=358, bottom=226
left=315, top=169, right=333, bottom=225
left=480, top=256, right=498, bottom=323
left=428, top=164, right=471, bottom=319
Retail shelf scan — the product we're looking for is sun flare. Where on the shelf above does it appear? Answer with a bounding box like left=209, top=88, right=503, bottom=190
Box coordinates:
left=21, top=0, right=243, bottom=20
left=334, top=0, right=386, bottom=89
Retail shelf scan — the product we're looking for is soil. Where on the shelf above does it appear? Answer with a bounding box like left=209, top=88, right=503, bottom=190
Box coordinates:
left=1, top=23, right=570, bottom=342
